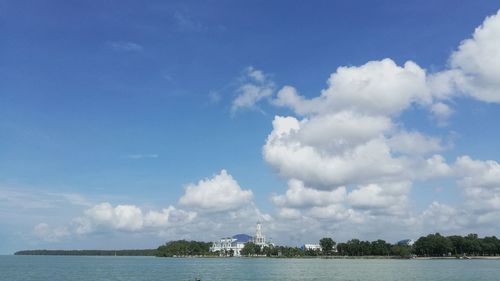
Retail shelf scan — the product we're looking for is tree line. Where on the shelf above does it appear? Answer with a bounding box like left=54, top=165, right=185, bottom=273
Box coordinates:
left=336, top=239, right=411, bottom=257
left=323, top=233, right=500, bottom=257
left=156, top=240, right=213, bottom=257
left=16, top=233, right=500, bottom=258
left=238, top=238, right=410, bottom=258
left=413, top=233, right=500, bottom=257
left=237, top=233, right=500, bottom=258
left=14, top=249, right=157, bottom=256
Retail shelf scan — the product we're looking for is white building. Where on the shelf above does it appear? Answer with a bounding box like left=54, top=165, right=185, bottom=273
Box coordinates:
left=210, top=223, right=273, bottom=256
left=210, top=235, right=251, bottom=256
left=302, top=244, right=322, bottom=251
left=252, top=222, right=267, bottom=246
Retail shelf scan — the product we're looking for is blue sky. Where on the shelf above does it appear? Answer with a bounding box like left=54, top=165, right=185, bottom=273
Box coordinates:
left=1, top=1, right=500, bottom=254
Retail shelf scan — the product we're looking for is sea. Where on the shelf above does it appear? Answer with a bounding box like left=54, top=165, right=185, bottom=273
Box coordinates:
left=1, top=255, right=500, bottom=281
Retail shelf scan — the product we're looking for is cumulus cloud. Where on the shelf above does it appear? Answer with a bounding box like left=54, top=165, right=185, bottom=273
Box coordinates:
left=307, top=204, right=359, bottom=222
left=179, top=169, right=253, bottom=212
left=29, top=10, right=500, bottom=245
left=453, top=156, right=500, bottom=218
left=347, top=182, right=410, bottom=212
left=429, top=10, right=500, bottom=103
left=272, top=179, right=346, bottom=208
left=430, top=102, right=454, bottom=126
left=449, top=10, right=500, bottom=102
left=263, top=114, right=448, bottom=189
left=72, top=202, right=198, bottom=235
left=83, top=203, right=144, bottom=231
left=264, top=11, right=500, bottom=239
left=415, top=202, right=469, bottom=232
left=387, top=131, right=445, bottom=156
left=32, top=170, right=264, bottom=243
left=33, top=223, right=70, bottom=242
left=455, top=156, right=500, bottom=189
left=277, top=207, right=302, bottom=220
left=274, top=59, right=430, bottom=116
left=231, top=67, right=274, bottom=112
left=398, top=155, right=500, bottom=235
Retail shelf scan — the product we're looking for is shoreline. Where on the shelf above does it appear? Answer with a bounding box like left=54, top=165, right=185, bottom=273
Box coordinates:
left=12, top=254, right=500, bottom=260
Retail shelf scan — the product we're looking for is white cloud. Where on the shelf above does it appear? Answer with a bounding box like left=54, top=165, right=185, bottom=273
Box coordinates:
left=263, top=114, right=448, bottom=189
left=347, top=182, right=410, bottom=212
left=179, top=170, right=253, bottom=212
left=264, top=54, right=457, bottom=194
left=274, top=59, right=430, bottom=116
left=277, top=207, right=302, bottom=220
left=429, top=10, right=500, bottom=103
left=31, top=170, right=264, bottom=243
left=231, top=67, right=274, bottom=112
left=173, top=11, right=204, bottom=32
left=295, top=112, right=393, bottom=153
left=107, top=41, right=143, bottom=52
left=143, top=207, right=176, bottom=228
left=449, top=10, right=500, bottom=102
left=272, top=179, right=346, bottom=208
left=33, top=223, right=70, bottom=242
left=307, top=204, right=358, bottom=222
left=416, top=202, right=469, bottom=232
left=417, top=154, right=453, bottom=180
left=73, top=203, right=197, bottom=235
left=455, top=156, right=500, bottom=189
left=387, top=131, right=444, bottom=156
left=430, top=102, right=454, bottom=126
left=453, top=156, right=500, bottom=218
left=144, top=206, right=197, bottom=228
left=243, top=11, right=500, bottom=240
left=247, top=67, right=266, bottom=82
left=83, top=203, right=144, bottom=231
left=26, top=10, right=500, bottom=246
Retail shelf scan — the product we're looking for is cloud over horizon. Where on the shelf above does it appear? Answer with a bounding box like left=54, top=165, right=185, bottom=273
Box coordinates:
left=25, top=9, right=500, bottom=247
left=262, top=9, right=500, bottom=241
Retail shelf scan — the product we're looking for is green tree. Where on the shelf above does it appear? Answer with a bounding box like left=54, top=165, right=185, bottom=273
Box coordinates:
left=240, top=242, right=258, bottom=256
left=319, top=237, right=336, bottom=255
left=370, top=240, right=391, bottom=256
left=413, top=233, right=453, bottom=257
left=390, top=245, right=412, bottom=258
left=156, top=240, right=212, bottom=257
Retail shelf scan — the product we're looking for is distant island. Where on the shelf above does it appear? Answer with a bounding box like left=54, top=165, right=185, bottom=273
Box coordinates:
left=15, top=233, right=500, bottom=258
left=14, top=249, right=157, bottom=256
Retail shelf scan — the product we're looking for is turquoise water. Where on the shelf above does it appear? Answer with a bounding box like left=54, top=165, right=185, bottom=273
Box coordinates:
left=1, top=256, right=500, bottom=281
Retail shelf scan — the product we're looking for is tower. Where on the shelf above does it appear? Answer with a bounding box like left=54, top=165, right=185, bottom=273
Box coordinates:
left=254, top=222, right=266, bottom=246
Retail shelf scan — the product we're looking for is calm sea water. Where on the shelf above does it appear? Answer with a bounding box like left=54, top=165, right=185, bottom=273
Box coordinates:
left=1, top=255, right=500, bottom=281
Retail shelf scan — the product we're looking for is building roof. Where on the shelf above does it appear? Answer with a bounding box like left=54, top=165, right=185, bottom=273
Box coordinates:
left=397, top=239, right=415, bottom=246
left=232, top=234, right=252, bottom=243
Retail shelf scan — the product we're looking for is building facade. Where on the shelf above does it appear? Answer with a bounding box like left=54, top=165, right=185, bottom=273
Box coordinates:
left=210, top=234, right=251, bottom=256
left=252, top=222, right=267, bottom=246
left=302, top=244, right=322, bottom=251
left=210, top=223, right=273, bottom=256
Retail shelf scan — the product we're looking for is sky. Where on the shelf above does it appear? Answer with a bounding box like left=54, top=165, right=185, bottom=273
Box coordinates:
left=1, top=0, right=500, bottom=254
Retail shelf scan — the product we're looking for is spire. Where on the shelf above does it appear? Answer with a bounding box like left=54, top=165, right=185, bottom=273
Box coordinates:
left=254, top=222, right=266, bottom=246
left=255, top=222, right=262, bottom=237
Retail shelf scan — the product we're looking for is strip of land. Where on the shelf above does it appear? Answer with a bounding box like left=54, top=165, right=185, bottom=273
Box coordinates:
left=14, top=249, right=157, bottom=256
